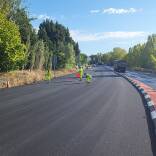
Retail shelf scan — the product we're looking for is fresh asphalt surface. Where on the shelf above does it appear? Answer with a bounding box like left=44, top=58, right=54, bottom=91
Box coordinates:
left=0, top=66, right=155, bottom=156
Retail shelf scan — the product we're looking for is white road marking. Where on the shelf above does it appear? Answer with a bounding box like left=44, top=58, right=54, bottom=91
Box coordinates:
left=151, top=111, right=156, bottom=120
left=145, top=94, right=150, bottom=99
left=147, top=101, right=154, bottom=107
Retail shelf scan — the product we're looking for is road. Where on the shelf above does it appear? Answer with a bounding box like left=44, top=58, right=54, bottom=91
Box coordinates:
left=107, top=66, right=156, bottom=89
left=125, top=71, right=156, bottom=90
left=0, top=66, right=155, bottom=156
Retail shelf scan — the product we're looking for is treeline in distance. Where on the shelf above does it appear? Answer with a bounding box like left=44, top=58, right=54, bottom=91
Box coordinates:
left=90, top=35, right=156, bottom=70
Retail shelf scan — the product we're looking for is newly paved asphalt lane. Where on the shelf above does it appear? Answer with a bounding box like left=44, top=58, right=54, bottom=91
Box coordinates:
left=0, top=66, right=155, bottom=156
left=125, top=71, right=156, bottom=90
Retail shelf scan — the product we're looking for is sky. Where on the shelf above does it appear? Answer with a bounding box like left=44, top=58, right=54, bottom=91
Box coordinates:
left=27, top=0, right=156, bottom=55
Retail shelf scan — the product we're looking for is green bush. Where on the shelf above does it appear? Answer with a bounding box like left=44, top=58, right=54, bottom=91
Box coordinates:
left=0, top=13, right=26, bottom=72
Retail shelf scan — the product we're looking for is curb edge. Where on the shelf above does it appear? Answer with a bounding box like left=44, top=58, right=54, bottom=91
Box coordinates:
left=116, top=72, right=156, bottom=135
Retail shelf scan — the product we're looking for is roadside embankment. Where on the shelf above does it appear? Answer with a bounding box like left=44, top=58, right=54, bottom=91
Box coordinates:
left=0, top=69, right=76, bottom=89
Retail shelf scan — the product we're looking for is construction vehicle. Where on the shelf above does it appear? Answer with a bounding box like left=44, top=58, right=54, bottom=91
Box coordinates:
left=114, top=60, right=127, bottom=73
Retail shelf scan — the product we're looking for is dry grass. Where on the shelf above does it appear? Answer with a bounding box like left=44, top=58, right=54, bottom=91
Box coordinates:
left=0, top=68, right=76, bottom=89
left=54, top=69, right=76, bottom=77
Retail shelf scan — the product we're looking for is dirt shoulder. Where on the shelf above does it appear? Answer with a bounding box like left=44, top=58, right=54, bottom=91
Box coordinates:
left=0, top=69, right=76, bottom=89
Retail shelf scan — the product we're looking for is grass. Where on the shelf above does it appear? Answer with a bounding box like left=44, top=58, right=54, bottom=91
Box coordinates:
left=0, top=68, right=76, bottom=88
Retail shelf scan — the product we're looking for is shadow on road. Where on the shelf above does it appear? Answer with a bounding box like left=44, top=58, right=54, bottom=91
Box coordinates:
left=94, top=69, right=113, bottom=72
left=50, top=80, right=74, bottom=83
left=50, top=82, right=82, bottom=86
left=92, top=75, right=121, bottom=78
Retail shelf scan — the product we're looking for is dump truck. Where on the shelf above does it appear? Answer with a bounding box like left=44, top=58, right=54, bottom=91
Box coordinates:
left=114, top=60, right=127, bottom=73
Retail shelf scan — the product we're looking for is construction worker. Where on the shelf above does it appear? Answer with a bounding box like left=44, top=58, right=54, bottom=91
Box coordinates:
left=86, top=73, right=92, bottom=83
left=79, top=66, right=84, bottom=81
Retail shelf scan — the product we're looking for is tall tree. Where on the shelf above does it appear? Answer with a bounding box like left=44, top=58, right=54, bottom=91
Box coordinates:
left=0, top=12, right=26, bottom=72
left=111, top=48, right=127, bottom=61
left=13, top=8, right=32, bottom=45
left=74, top=42, right=80, bottom=64
left=150, top=54, right=156, bottom=70
left=0, top=0, right=21, bottom=19
left=141, top=35, right=156, bottom=68
left=33, top=40, right=45, bottom=69
left=65, top=43, right=76, bottom=68
left=38, top=19, right=79, bottom=69
left=126, top=44, right=145, bottom=68
left=80, top=53, right=88, bottom=65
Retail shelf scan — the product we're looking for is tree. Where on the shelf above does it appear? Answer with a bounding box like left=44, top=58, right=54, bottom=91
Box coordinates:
left=111, top=48, right=127, bottom=61
left=126, top=34, right=156, bottom=70
left=90, top=55, right=98, bottom=64
left=80, top=53, right=88, bottom=65
left=65, top=43, right=76, bottom=68
left=74, top=42, right=80, bottom=64
left=0, top=0, right=81, bottom=73
left=101, top=52, right=112, bottom=64
left=0, top=12, right=26, bottom=72
left=13, top=8, right=32, bottom=45
left=89, top=48, right=127, bottom=65
left=38, top=19, right=79, bottom=69
left=0, top=0, right=22, bottom=19
left=33, top=40, right=45, bottom=69
left=126, top=44, right=145, bottom=68
left=141, top=35, right=156, bottom=68
left=150, top=54, right=156, bottom=70
left=12, top=8, right=39, bottom=70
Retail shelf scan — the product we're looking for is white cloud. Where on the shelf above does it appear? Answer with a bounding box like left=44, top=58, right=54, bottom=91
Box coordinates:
left=34, top=14, right=55, bottom=20
left=70, top=30, right=147, bottom=42
left=90, top=8, right=142, bottom=15
left=102, top=8, right=142, bottom=15
left=70, top=30, right=99, bottom=42
left=104, top=32, right=146, bottom=38
left=90, top=10, right=100, bottom=14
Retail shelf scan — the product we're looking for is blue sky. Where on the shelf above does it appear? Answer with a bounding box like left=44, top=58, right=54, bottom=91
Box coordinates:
left=28, top=0, right=156, bottom=55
